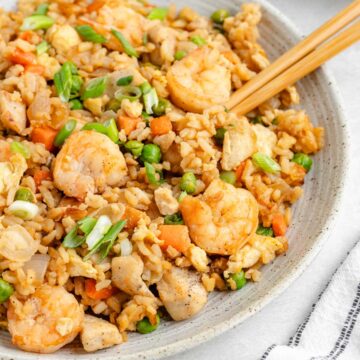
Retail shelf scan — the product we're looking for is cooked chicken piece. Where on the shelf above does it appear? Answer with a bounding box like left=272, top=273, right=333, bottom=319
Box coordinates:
left=252, top=124, right=277, bottom=158
left=154, top=187, right=179, bottom=215
left=221, top=118, right=257, bottom=171
left=112, top=254, right=153, bottom=297
left=0, top=90, right=26, bottom=134
left=157, top=266, right=207, bottom=321
left=48, top=25, right=81, bottom=53
left=80, top=315, right=122, bottom=352
left=66, top=249, right=97, bottom=279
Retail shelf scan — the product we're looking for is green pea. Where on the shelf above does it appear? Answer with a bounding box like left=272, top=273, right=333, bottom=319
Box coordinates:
left=136, top=314, right=160, bottom=334
left=220, top=171, right=236, bottom=185
left=292, top=153, right=313, bottom=172
left=54, top=119, right=77, bottom=147
left=0, top=279, right=14, bottom=303
left=256, top=225, right=274, bottom=237
left=69, top=99, right=83, bottom=110
left=164, top=213, right=184, bottom=225
left=180, top=172, right=197, bottom=194
left=14, top=188, right=35, bottom=203
left=152, top=98, right=170, bottom=116
left=124, top=140, right=144, bottom=157
left=174, top=50, right=186, bottom=61
left=214, top=127, right=227, bottom=146
left=211, top=9, right=230, bottom=24
left=228, top=271, right=246, bottom=290
left=141, top=144, right=162, bottom=164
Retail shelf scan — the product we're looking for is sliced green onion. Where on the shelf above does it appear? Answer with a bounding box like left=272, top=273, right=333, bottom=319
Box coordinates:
left=214, top=127, right=227, bottom=146
left=111, top=29, right=138, bottom=58
left=54, top=62, right=74, bottom=102
left=136, top=314, right=160, bottom=334
left=272, top=117, right=279, bottom=125
left=75, top=25, right=107, bottom=43
left=114, top=85, right=142, bottom=102
left=70, top=75, right=83, bottom=98
left=142, top=111, right=151, bottom=123
left=78, top=217, right=97, bottom=236
left=82, top=122, right=108, bottom=135
left=69, top=99, right=83, bottom=110
left=124, top=140, right=144, bottom=157
left=107, top=99, right=121, bottom=112
left=14, top=188, right=35, bottom=203
left=220, top=171, right=236, bottom=185
left=143, top=88, right=159, bottom=114
left=62, top=226, right=85, bottom=248
left=147, top=7, right=168, bottom=21
left=256, top=225, right=274, bottom=237
left=142, top=33, right=148, bottom=45
left=68, top=62, right=78, bottom=75
left=10, top=141, right=30, bottom=159
left=252, top=152, right=281, bottom=174
left=144, top=162, right=163, bottom=186
left=250, top=116, right=263, bottom=125
left=33, top=3, right=49, bottom=15
left=141, top=143, right=162, bottom=164
left=36, top=40, right=49, bottom=56
left=117, top=75, right=133, bottom=86
left=211, top=9, right=230, bottom=24
left=85, top=215, right=112, bottom=249
left=8, top=200, right=39, bottom=220
left=174, top=50, right=186, bottom=61
left=152, top=98, right=170, bottom=116
left=180, top=172, right=197, bottom=194
left=178, top=191, right=187, bottom=202
left=228, top=271, right=247, bottom=290
left=164, top=213, right=184, bottom=225
left=292, top=153, right=313, bottom=172
left=103, top=118, right=119, bottom=143
left=81, top=76, right=107, bottom=101
left=21, top=15, right=54, bottom=31
left=0, top=279, right=14, bottom=303
left=54, top=119, right=77, bottom=147
left=140, top=81, right=152, bottom=95
left=190, top=35, right=207, bottom=47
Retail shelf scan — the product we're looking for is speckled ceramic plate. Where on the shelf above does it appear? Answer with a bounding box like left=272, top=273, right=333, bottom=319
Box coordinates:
left=0, top=0, right=349, bottom=359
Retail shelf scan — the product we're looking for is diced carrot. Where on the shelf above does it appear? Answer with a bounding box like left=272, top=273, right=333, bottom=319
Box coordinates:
left=31, top=126, right=58, bottom=152
left=33, top=169, right=51, bottom=188
left=85, top=279, right=116, bottom=300
left=19, top=31, right=39, bottom=44
left=235, top=162, right=246, bottom=182
left=122, top=206, right=145, bottom=230
left=25, top=64, right=45, bottom=75
left=7, top=48, right=36, bottom=66
left=272, top=213, right=288, bottom=237
left=117, top=115, right=139, bottom=136
left=150, top=116, right=172, bottom=136
left=158, top=225, right=191, bottom=253
left=87, top=0, right=106, bottom=13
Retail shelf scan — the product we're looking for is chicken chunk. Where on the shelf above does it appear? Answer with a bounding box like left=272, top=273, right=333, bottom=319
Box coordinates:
left=221, top=118, right=257, bottom=171
left=48, top=25, right=81, bottom=53
left=0, top=90, right=26, bottom=134
left=80, top=315, right=122, bottom=352
left=154, top=187, right=179, bottom=215
left=112, top=254, right=153, bottom=297
left=157, top=267, right=207, bottom=321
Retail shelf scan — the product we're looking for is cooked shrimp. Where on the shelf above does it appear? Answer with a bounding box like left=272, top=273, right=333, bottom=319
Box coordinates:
left=53, top=131, right=128, bottom=200
left=180, top=179, right=259, bottom=255
left=167, top=47, right=231, bottom=113
left=7, top=285, right=84, bottom=354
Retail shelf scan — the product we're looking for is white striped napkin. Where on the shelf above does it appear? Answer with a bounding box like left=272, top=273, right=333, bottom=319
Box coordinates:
left=262, top=240, right=360, bottom=360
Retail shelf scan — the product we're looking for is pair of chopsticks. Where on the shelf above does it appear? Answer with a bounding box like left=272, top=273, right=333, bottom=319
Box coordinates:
left=226, top=0, right=360, bottom=116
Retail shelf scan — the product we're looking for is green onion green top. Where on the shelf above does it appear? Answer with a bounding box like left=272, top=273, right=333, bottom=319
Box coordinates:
left=180, top=172, right=197, bottom=194
left=36, top=40, right=49, bottom=56
left=141, top=143, right=162, bottom=164
left=214, top=127, right=227, bottom=146
left=0, top=279, right=14, bottom=303
left=228, top=271, right=247, bottom=290
left=103, top=118, right=119, bottom=143
left=252, top=152, right=281, bottom=174
left=124, top=140, right=144, bottom=157
left=174, top=50, right=186, bottom=61
left=136, top=314, right=160, bottom=334
left=76, top=25, right=107, bottom=43
left=54, top=119, right=77, bottom=147
left=54, top=62, right=76, bottom=103
left=62, top=226, right=85, bottom=249
left=21, top=15, right=54, bottom=31
left=190, top=35, right=207, bottom=47
left=256, top=224, right=274, bottom=237
left=164, top=213, right=184, bottom=225
left=111, top=29, right=139, bottom=58
left=220, top=171, right=236, bottom=185
left=10, top=141, right=30, bottom=159
left=78, top=217, right=97, bottom=236
left=117, top=75, right=133, bottom=86
left=33, top=3, right=49, bottom=15
left=152, top=98, right=170, bottom=116
left=211, top=9, right=230, bottom=24
left=147, top=7, right=168, bottom=21
left=69, top=99, right=83, bottom=110
left=144, top=162, right=163, bottom=186
left=114, top=85, right=142, bottom=102
left=81, top=76, right=107, bottom=100
left=14, top=188, right=35, bottom=203
left=292, top=153, right=313, bottom=172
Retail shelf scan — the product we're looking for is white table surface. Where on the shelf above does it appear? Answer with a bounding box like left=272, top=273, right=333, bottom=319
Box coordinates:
left=171, top=1, right=360, bottom=359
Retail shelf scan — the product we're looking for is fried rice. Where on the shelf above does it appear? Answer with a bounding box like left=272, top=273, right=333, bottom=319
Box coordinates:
left=0, top=0, right=324, bottom=354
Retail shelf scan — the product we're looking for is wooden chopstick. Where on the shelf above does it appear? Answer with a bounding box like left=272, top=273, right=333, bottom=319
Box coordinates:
left=226, top=0, right=360, bottom=110
left=230, top=21, right=360, bottom=116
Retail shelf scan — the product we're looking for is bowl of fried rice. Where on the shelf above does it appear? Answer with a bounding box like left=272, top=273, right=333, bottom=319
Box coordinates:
left=0, top=0, right=348, bottom=358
